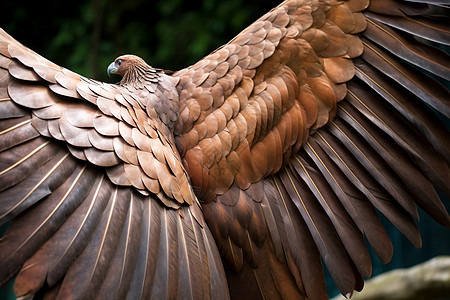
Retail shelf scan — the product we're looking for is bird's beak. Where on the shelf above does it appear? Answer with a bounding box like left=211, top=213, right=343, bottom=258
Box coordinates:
left=107, top=62, right=118, bottom=77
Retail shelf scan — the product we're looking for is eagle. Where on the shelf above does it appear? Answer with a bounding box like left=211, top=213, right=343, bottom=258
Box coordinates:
left=0, top=0, right=449, bottom=299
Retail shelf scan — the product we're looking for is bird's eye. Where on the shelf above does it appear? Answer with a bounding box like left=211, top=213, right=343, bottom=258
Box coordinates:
left=117, top=59, right=122, bottom=66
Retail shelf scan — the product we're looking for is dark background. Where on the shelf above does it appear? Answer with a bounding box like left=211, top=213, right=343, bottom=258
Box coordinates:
left=1, top=0, right=449, bottom=298
left=1, top=0, right=276, bottom=80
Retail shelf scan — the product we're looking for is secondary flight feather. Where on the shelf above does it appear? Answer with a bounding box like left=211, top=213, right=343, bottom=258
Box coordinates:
left=0, top=0, right=449, bottom=299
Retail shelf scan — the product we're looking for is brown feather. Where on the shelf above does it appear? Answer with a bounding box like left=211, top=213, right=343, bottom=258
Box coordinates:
left=1, top=164, right=95, bottom=291
left=361, top=38, right=450, bottom=117
left=291, top=153, right=372, bottom=278
left=56, top=187, right=131, bottom=299
left=277, top=166, right=357, bottom=296
left=13, top=174, right=111, bottom=295
left=1, top=1, right=450, bottom=299
left=327, top=117, right=424, bottom=247
left=364, top=19, right=450, bottom=80
left=269, top=176, right=328, bottom=300
left=310, top=132, right=393, bottom=263
left=345, top=85, right=450, bottom=197
left=365, top=12, right=450, bottom=46
left=353, top=60, right=450, bottom=161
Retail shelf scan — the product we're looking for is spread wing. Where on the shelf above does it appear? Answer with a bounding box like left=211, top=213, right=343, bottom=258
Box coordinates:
left=0, top=30, right=228, bottom=299
left=173, top=0, right=450, bottom=299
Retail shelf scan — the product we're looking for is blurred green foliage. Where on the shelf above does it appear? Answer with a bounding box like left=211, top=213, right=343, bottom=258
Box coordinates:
left=1, top=0, right=276, bottom=81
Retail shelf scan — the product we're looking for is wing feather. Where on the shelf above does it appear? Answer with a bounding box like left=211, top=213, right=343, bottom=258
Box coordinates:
left=0, top=32, right=195, bottom=207
left=174, top=1, right=449, bottom=298
left=0, top=27, right=228, bottom=300
left=364, top=12, right=450, bottom=45
left=364, top=19, right=450, bottom=79
left=353, top=59, right=450, bottom=160
left=0, top=163, right=94, bottom=289
left=56, top=187, right=129, bottom=299
left=325, top=118, right=423, bottom=247
left=360, top=38, right=449, bottom=117
left=269, top=176, right=327, bottom=300
left=1, top=0, right=450, bottom=299
left=306, top=133, right=393, bottom=263
left=278, top=166, right=358, bottom=295
left=96, top=194, right=143, bottom=300
left=13, top=175, right=110, bottom=294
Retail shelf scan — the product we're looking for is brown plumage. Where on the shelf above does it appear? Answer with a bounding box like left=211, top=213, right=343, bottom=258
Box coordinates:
left=0, top=0, right=449, bottom=299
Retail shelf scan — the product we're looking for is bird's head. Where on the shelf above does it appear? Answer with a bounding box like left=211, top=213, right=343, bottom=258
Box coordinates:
left=107, top=54, right=151, bottom=77
left=107, top=54, right=150, bottom=78
left=105, top=54, right=180, bottom=130
left=107, top=54, right=157, bottom=87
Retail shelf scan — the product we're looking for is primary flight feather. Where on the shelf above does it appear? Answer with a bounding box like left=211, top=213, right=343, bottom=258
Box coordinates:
left=0, top=0, right=449, bottom=299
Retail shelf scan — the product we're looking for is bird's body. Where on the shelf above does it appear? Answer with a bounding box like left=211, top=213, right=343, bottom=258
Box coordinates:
left=0, top=0, right=449, bottom=299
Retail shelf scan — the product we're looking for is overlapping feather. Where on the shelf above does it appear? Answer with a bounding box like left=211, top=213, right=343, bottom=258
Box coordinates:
left=0, top=0, right=449, bottom=300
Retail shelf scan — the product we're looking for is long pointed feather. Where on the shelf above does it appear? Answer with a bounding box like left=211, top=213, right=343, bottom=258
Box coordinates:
left=353, top=61, right=450, bottom=162
left=0, top=164, right=95, bottom=289
left=344, top=88, right=450, bottom=197
left=0, top=151, right=74, bottom=224
left=185, top=205, right=213, bottom=299
left=335, top=102, right=450, bottom=227
left=0, top=97, right=27, bottom=119
left=262, top=181, right=304, bottom=291
left=365, top=12, right=450, bottom=45
left=96, top=193, right=143, bottom=300
left=201, top=223, right=230, bottom=300
left=150, top=206, right=175, bottom=299
left=57, top=187, right=131, bottom=299
left=306, top=133, right=393, bottom=264
left=0, top=138, right=58, bottom=192
left=277, top=168, right=356, bottom=296
left=361, top=38, right=450, bottom=117
left=269, top=176, right=328, bottom=300
left=46, top=175, right=111, bottom=286
left=291, top=153, right=372, bottom=278
left=175, top=208, right=197, bottom=300
left=13, top=174, right=111, bottom=296
left=0, top=117, right=38, bottom=152
left=333, top=104, right=421, bottom=219
left=125, top=196, right=155, bottom=300
left=364, top=19, right=450, bottom=80
left=323, top=120, right=423, bottom=247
